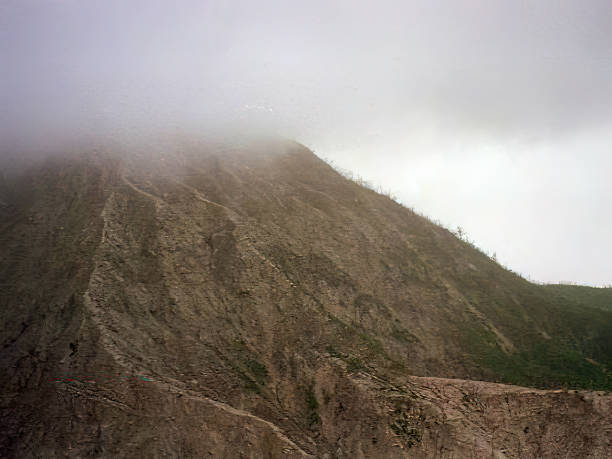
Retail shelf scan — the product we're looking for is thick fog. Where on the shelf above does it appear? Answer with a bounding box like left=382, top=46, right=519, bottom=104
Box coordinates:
left=2, top=0, right=611, bottom=285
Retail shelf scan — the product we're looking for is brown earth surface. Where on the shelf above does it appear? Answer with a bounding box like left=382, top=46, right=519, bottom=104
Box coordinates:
left=1, top=139, right=610, bottom=457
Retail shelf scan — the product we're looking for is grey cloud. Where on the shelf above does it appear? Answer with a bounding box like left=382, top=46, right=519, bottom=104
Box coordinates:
left=1, top=0, right=611, bottom=284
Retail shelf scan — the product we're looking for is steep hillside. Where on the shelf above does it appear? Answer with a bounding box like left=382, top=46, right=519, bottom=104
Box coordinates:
left=1, top=140, right=610, bottom=457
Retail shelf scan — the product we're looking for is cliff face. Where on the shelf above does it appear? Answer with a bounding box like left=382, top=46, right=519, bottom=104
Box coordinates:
left=1, top=140, right=610, bottom=457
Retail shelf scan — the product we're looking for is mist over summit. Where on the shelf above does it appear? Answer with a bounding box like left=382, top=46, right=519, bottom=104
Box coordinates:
left=3, top=0, right=612, bottom=285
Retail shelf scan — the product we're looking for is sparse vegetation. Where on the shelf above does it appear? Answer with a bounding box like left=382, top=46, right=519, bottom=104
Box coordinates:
left=390, top=407, right=424, bottom=448
left=391, top=327, right=420, bottom=344
left=326, top=344, right=342, bottom=358
left=305, top=385, right=321, bottom=428
left=347, top=357, right=366, bottom=373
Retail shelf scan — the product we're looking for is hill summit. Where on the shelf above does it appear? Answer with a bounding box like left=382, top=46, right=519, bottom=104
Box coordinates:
left=1, top=139, right=610, bottom=457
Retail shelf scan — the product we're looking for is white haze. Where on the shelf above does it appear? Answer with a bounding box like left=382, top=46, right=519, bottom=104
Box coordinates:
left=1, top=0, right=611, bottom=285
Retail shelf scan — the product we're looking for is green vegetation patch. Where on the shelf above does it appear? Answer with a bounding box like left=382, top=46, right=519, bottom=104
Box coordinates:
left=245, top=358, right=269, bottom=385
left=460, top=321, right=612, bottom=391
left=305, top=385, right=321, bottom=428
left=391, top=326, right=420, bottom=344
left=346, top=357, right=366, bottom=373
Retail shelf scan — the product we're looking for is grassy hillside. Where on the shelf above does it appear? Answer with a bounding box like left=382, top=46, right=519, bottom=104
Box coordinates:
left=541, top=284, right=612, bottom=311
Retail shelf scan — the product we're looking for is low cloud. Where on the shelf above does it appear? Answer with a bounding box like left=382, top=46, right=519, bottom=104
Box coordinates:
left=2, top=0, right=611, bottom=284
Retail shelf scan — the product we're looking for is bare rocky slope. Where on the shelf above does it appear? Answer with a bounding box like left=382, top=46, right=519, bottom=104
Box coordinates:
left=1, top=139, right=611, bottom=457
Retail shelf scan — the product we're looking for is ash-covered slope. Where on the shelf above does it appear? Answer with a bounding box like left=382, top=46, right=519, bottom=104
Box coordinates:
left=1, top=140, right=611, bottom=457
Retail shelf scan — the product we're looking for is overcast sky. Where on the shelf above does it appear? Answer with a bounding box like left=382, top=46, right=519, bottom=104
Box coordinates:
left=2, top=0, right=611, bottom=285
